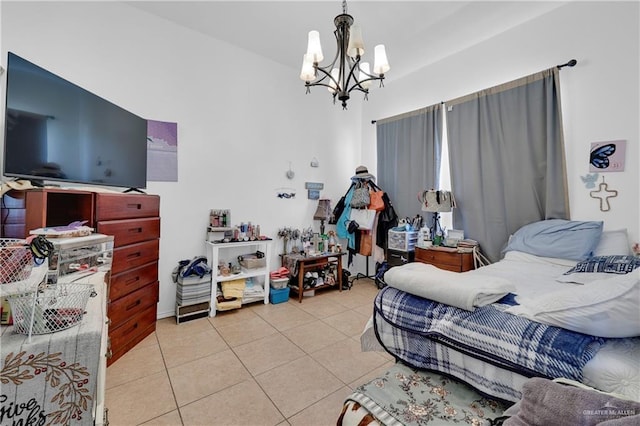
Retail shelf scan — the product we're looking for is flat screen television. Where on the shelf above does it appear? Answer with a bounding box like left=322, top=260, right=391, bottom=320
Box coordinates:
left=3, top=52, right=148, bottom=190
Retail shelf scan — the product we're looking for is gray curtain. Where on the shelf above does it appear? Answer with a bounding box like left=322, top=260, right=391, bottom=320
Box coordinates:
left=377, top=104, right=443, bottom=227
left=446, top=68, right=569, bottom=262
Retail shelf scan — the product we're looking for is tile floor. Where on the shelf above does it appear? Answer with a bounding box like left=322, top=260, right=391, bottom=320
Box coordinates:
left=105, top=279, right=395, bottom=425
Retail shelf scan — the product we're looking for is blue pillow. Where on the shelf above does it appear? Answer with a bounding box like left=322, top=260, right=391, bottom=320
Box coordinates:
left=564, top=255, right=640, bottom=274
left=503, top=219, right=603, bottom=261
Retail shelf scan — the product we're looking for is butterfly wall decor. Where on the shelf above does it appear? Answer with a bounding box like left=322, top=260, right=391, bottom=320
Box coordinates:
left=590, top=144, right=616, bottom=169
left=589, top=140, right=626, bottom=172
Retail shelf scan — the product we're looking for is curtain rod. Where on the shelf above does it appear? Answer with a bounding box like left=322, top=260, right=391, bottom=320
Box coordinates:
left=371, top=60, right=578, bottom=124
left=557, top=59, right=577, bottom=69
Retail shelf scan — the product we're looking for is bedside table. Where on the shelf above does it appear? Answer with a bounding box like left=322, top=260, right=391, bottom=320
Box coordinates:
left=415, top=246, right=475, bottom=272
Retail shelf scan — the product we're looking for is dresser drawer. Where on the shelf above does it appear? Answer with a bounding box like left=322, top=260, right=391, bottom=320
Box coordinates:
left=97, top=217, right=160, bottom=247
left=108, top=304, right=157, bottom=363
left=108, top=282, right=159, bottom=327
left=111, top=239, right=160, bottom=275
left=109, top=261, right=158, bottom=302
left=95, top=193, right=160, bottom=221
left=415, top=247, right=474, bottom=272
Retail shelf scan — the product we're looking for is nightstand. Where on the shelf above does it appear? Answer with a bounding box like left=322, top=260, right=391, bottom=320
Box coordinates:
left=415, top=246, right=475, bottom=272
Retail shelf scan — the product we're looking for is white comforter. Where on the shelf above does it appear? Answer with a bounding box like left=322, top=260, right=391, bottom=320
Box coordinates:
left=384, top=261, right=515, bottom=311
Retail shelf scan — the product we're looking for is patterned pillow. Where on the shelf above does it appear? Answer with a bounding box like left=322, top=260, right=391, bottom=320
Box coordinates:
left=564, top=255, right=640, bottom=275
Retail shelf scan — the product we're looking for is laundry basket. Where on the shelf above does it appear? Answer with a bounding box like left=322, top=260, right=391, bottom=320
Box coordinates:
left=6, top=283, right=95, bottom=335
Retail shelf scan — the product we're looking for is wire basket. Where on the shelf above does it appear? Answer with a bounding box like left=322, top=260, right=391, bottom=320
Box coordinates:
left=0, top=238, right=48, bottom=297
left=6, top=283, right=95, bottom=335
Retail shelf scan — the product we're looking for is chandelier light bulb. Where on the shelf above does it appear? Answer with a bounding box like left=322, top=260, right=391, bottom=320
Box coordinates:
left=300, top=54, right=316, bottom=82
left=346, top=23, right=365, bottom=58
left=358, top=62, right=372, bottom=89
left=373, top=44, right=390, bottom=75
left=306, top=30, right=324, bottom=63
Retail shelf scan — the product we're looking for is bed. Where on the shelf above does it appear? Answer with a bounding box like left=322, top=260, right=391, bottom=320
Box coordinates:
left=349, top=220, right=640, bottom=424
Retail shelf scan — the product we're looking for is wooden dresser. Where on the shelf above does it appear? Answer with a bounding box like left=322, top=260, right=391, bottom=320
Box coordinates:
left=415, top=246, right=474, bottom=272
left=0, top=188, right=161, bottom=366
left=95, top=193, right=160, bottom=366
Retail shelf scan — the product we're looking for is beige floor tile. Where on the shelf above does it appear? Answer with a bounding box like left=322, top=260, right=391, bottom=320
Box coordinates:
left=287, top=386, right=353, bottom=426
left=159, top=328, right=229, bottom=368
left=295, top=294, right=350, bottom=319
left=311, top=338, right=389, bottom=384
left=256, top=355, right=343, bottom=418
left=106, top=343, right=166, bottom=389
left=106, top=273, right=380, bottom=424
left=214, top=314, right=279, bottom=347
left=208, top=305, right=260, bottom=328
left=282, top=320, right=349, bottom=354
left=140, top=409, right=183, bottom=425
left=354, top=303, right=375, bottom=317
left=233, top=333, right=305, bottom=375
left=156, top=316, right=213, bottom=340
left=105, top=370, right=176, bottom=426
left=133, top=331, right=160, bottom=350
left=168, top=349, right=251, bottom=407
left=323, top=310, right=371, bottom=338
left=252, top=302, right=317, bottom=331
left=180, top=379, right=284, bottom=426
left=335, top=291, right=378, bottom=309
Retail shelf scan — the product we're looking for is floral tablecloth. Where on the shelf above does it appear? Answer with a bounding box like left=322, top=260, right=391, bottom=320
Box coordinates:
left=1, top=281, right=105, bottom=425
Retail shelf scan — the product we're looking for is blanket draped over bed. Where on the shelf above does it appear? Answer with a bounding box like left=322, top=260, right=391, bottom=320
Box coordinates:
left=384, top=262, right=515, bottom=310
left=374, top=286, right=604, bottom=383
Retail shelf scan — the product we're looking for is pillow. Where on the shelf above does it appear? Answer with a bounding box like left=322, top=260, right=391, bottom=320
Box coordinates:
left=503, top=250, right=578, bottom=267
left=594, top=229, right=631, bottom=256
left=502, top=219, right=603, bottom=261
left=564, top=255, right=640, bottom=274
left=506, top=270, right=640, bottom=338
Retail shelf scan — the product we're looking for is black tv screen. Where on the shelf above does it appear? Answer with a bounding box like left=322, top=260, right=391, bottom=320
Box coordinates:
left=3, top=52, right=148, bottom=189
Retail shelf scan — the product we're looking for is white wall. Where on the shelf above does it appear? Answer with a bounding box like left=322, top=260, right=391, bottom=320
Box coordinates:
left=362, top=1, right=639, bottom=249
left=0, top=1, right=363, bottom=318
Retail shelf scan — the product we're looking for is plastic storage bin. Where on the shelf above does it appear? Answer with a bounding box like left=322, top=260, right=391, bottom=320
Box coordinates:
left=388, top=230, right=419, bottom=251
left=270, top=278, right=289, bottom=289
left=269, top=286, right=290, bottom=304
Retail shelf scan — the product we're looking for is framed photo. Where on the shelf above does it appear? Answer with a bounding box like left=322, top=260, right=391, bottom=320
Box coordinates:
left=589, top=140, right=626, bottom=172
left=308, top=189, right=320, bottom=200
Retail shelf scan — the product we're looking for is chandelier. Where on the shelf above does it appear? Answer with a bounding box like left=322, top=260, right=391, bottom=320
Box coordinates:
left=299, top=0, right=390, bottom=109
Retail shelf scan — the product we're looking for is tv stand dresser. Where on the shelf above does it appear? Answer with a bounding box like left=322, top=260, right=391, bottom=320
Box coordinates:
left=0, top=188, right=161, bottom=366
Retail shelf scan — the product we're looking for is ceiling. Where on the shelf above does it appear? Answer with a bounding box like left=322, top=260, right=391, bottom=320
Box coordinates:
left=125, top=1, right=567, bottom=80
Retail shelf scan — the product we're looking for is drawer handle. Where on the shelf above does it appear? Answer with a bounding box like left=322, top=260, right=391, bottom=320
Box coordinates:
left=125, top=276, right=140, bottom=285
left=126, top=252, right=142, bottom=259
left=127, top=203, right=142, bottom=210
left=124, top=322, right=139, bottom=335
left=126, top=299, right=141, bottom=311
left=128, top=227, right=143, bottom=234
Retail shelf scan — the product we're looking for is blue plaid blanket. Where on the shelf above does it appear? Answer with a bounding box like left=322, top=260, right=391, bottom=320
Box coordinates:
left=374, top=286, right=604, bottom=381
